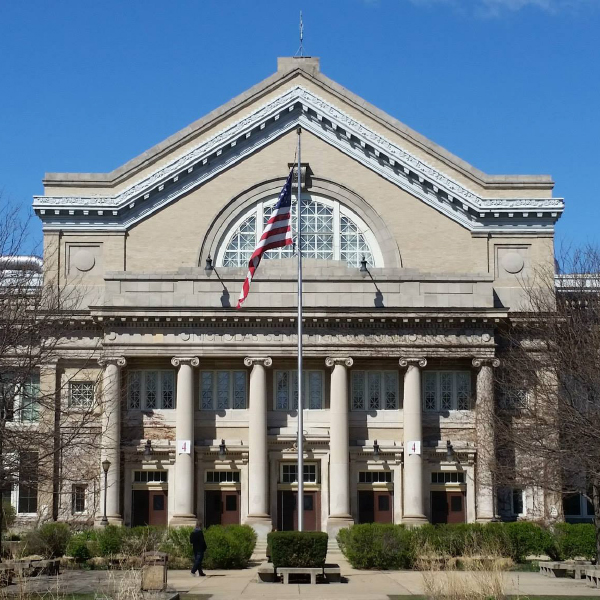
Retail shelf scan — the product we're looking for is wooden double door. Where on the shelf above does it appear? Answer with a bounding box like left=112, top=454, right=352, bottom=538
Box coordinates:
left=431, top=490, right=466, bottom=524
left=358, top=490, right=393, bottom=523
left=131, top=490, right=168, bottom=526
left=205, top=490, right=241, bottom=527
left=277, top=491, right=320, bottom=531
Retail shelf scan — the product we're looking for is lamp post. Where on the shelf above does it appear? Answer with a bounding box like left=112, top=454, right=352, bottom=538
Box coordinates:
left=101, top=459, right=111, bottom=526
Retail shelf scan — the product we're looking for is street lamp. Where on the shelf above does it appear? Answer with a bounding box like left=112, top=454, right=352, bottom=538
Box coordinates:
left=101, top=459, right=111, bottom=527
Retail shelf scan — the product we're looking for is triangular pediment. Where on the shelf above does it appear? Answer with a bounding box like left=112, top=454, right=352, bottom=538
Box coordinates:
left=34, top=62, right=563, bottom=233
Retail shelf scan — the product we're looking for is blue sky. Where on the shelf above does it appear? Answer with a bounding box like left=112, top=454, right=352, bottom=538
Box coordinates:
left=0, top=0, right=598, bottom=253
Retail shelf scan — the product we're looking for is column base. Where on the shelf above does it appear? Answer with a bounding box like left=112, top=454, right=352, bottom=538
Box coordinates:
left=326, top=516, right=354, bottom=539
left=169, top=514, right=197, bottom=527
left=402, top=515, right=429, bottom=527
left=94, top=516, right=123, bottom=527
left=244, top=515, right=272, bottom=542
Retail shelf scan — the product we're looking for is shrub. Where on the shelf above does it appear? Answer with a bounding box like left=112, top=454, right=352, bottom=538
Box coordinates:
left=160, top=526, right=193, bottom=561
left=1, top=502, right=16, bottom=531
left=122, top=526, right=166, bottom=555
left=203, top=525, right=256, bottom=569
left=269, top=531, right=328, bottom=568
left=503, top=522, right=556, bottom=562
left=337, top=524, right=413, bottom=569
left=67, top=532, right=92, bottom=562
left=24, top=522, right=72, bottom=558
left=554, top=523, right=596, bottom=561
left=96, top=524, right=125, bottom=556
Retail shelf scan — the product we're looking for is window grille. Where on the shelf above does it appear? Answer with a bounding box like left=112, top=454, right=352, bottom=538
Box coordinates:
left=127, top=371, right=176, bottom=410
left=133, top=470, right=168, bottom=483
left=69, top=381, right=95, bottom=408
left=422, top=371, right=472, bottom=411
left=358, top=471, right=392, bottom=483
left=281, top=463, right=317, bottom=483
left=200, top=370, right=247, bottom=410
left=351, top=371, right=398, bottom=410
left=431, top=472, right=465, bottom=484
left=206, top=471, right=240, bottom=483
left=219, top=196, right=376, bottom=268
left=275, top=370, right=323, bottom=410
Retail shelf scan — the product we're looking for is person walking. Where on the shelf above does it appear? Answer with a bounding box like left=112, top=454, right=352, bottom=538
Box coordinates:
left=190, top=520, right=207, bottom=576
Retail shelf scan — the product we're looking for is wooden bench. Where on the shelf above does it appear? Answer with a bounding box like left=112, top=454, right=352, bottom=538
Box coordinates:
left=278, top=567, right=323, bottom=584
left=540, top=561, right=591, bottom=579
left=585, top=568, right=600, bottom=588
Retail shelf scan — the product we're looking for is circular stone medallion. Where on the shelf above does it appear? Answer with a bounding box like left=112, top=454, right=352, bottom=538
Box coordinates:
left=72, top=249, right=95, bottom=272
left=501, top=252, right=524, bottom=274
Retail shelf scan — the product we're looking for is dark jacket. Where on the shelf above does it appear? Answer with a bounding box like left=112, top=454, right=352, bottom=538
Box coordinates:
left=190, top=527, right=207, bottom=552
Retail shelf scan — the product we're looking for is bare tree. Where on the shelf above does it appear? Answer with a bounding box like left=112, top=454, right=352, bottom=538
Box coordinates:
left=492, top=244, right=600, bottom=562
left=0, top=199, right=104, bottom=559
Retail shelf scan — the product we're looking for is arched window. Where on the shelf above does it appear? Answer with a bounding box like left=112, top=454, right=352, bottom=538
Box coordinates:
left=217, top=194, right=382, bottom=268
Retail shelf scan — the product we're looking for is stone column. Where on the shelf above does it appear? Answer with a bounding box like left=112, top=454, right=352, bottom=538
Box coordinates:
left=170, top=356, right=199, bottom=526
left=473, top=357, right=500, bottom=522
left=244, top=357, right=272, bottom=539
left=400, top=358, right=428, bottom=524
left=325, top=357, right=354, bottom=535
left=98, top=357, right=126, bottom=526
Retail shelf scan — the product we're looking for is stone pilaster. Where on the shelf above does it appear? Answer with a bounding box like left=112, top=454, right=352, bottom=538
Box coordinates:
left=325, top=357, right=354, bottom=536
left=170, top=356, right=199, bottom=526
left=97, top=357, right=126, bottom=526
left=473, top=357, right=500, bottom=522
left=400, top=358, right=428, bottom=525
left=244, top=357, right=272, bottom=539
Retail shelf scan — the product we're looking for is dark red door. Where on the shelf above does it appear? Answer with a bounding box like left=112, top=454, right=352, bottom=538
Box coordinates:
left=149, top=490, right=168, bottom=526
left=277, top=491, right=320, bottom=531
left=205, top=490, right=221, bottom=527
left=374, top=491, right=393, bottom=523
left=431, top=491, right=466, bottom=524
left=221, top=491, right=240, bottom=525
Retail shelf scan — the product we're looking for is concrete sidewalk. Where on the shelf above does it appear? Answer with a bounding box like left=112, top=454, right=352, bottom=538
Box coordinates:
left=168, top=556, right=600, bottom=599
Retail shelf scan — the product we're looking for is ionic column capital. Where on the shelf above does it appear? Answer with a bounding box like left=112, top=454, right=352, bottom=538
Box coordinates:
left=399, top=358, right=427, bottom=368
left=472, top=357, right=500, bottom=369
left=325, top=357, right=353, bottom=368
left=171, top=357, right=200, bottom=368
left=244, top=357, right=272, bottom=368
left=98, top=356, right=127, bottom=368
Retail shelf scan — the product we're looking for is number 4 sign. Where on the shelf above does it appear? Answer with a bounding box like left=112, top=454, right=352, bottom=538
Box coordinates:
left=177, top=440, right=191, bottom=454
left=407, top=441, right=421, bottom=455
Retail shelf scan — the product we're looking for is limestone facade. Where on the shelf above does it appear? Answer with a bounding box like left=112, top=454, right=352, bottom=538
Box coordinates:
left=13, top=56, right=564, bottom=535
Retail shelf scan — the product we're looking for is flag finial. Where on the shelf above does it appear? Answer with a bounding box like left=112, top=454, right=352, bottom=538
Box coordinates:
left=296, top=11, right=304, bottom=57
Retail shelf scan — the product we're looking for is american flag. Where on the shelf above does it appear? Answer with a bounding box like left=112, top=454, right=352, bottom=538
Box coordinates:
left=236, top=169, right=294, bottom=309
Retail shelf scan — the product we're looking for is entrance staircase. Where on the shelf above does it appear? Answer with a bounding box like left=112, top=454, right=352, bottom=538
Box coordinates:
left=251, top=539, right=268, bottom=561
left=251, top=535, right=342, bottom=562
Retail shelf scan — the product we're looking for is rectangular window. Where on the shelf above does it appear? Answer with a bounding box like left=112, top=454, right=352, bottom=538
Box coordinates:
left=431, top=472, right=465, bottom=484
left=422, top=372, right=472, bottom=411
left=72, top=485, right=86, bottom=514
left=133, top=470, right=168, bottom=483
left=1, top=374, right=40, bottom=422
left=280, top=463, right=317, bottom=483
left=352, top=371, right=398, bottom=410
left=69, top=381, right=95, bottom=408
left=128, top=371, right=175, bottom=410
left=358, top=471, right=392, bottom=483
left=497, top=487, right=525, bottom=517
left=200, top=371, right=247, bottom=410
left=275, top=371, right=323, bottom=410
left=18, top=451, right=38, bottom=514
left=206, top=471, right=241, bottom=484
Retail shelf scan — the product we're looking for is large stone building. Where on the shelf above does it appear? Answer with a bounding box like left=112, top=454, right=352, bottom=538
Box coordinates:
left=18, top=57, right=569, bottom=536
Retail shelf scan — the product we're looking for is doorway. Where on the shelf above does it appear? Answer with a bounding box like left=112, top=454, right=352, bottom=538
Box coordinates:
left=277, top=491, right=320, bottom=531
left=131, top=490, right=168, bottom=526
left=358, top=491, right=393, bottom=523
left=204, top=490, right=241, bottom=527
left=431, top=490, right=466, bottom=524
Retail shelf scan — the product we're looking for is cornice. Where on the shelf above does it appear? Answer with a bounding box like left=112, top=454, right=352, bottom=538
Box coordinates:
left=34, top=86, right=563, bottom=233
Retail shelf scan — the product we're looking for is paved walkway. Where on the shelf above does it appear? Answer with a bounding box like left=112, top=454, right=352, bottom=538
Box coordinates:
left=168, top=555, right=600, bottom=599
left=3, top=558, right=600, bottom=598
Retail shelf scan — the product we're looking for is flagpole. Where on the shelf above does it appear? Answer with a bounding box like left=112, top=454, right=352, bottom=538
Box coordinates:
left=296, top=126, right=304, bottom=532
